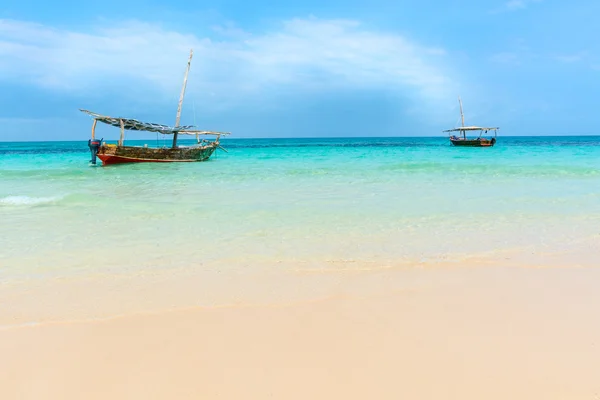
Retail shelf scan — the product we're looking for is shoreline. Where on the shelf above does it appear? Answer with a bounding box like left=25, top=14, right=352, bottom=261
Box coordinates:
left=1, top=243, right=598, bottom=328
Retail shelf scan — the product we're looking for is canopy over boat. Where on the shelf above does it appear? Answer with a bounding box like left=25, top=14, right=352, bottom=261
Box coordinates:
left=80, top=109, right=230, bottom=136
left=443, top=126, right=499, bottom=132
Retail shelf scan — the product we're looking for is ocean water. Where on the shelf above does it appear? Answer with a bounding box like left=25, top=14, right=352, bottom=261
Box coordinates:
left=1, top=137, right=600, bottom=320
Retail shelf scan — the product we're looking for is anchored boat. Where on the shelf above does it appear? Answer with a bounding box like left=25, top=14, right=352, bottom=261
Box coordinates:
left=83, top=49, right=229, bottom=165
left=443, top=97, right=498, bottom=147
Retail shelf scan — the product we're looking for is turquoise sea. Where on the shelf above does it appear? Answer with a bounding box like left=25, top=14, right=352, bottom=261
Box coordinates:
left=1, top=137, right=600, bottom=322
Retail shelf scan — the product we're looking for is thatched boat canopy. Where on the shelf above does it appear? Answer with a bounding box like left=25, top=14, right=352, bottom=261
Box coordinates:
left=80, top=109, right=229, bottom=136
left=443, top=126, right=499, bottom=132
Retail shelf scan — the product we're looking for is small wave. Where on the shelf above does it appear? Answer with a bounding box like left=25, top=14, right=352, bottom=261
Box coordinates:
left=0, top=195, right=62, bottom=206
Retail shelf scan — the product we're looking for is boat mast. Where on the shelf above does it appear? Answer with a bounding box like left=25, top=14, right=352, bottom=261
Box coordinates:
left=172, top=49, right=194, bottom=149
left=458, top=96, right=465, bottom=139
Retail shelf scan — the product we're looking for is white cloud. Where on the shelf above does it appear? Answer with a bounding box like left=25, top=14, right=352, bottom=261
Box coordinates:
left=505, top=0, right=527, bottom=10
left=489, top=52, right=520, bottom=65
left=490, top=0, right=543, bottom=13
left=0, top=17, right=455, bottom=107
left=554, top=52, right=587, bottom=63
left=507, top=0, right=543, bottom=10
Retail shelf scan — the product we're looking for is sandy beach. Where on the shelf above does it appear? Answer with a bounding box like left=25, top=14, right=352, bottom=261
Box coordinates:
left=2, top=265, right=599, bottom=400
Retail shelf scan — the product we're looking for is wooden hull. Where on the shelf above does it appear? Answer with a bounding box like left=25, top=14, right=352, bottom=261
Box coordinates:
left=97, top=143, right=217, bottom=165
left=450, top=138, right=496, bottom=147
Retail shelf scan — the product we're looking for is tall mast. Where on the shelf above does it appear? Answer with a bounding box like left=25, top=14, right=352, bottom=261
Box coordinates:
left=172, top=49, right=194, bottom=149
left=458, top=96, right=465, bottom=139
left=458, top=96, right=465, bottom=127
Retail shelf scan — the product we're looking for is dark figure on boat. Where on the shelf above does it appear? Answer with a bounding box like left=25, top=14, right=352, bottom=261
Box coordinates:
left=88, top=138, right=103, bottom=164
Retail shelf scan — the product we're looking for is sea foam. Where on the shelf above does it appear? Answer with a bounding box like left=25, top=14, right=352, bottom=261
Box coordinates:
left=0, top=195, right=61, bottom=206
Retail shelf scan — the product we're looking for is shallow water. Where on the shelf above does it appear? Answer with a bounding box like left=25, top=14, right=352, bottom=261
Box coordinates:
left=1, top=136, right=599, bottom=285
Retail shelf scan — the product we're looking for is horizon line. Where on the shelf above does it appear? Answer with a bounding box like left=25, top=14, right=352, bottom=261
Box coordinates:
left=2, top=134, right=600, bottom=144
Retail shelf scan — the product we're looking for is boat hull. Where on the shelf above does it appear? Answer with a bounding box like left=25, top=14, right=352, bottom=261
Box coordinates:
left=450, top=138, right=496, bottom=147
left=97, top=143, right=218, bottom=165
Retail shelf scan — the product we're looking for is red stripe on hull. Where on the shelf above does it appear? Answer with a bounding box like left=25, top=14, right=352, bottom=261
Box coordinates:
left=450, top=140, right=495, bottom=147
left=98, top=154, right=197, bottom=165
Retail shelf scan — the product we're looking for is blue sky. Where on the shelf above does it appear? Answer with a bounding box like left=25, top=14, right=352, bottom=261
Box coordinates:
left=1, top=0, right=599, bottom=140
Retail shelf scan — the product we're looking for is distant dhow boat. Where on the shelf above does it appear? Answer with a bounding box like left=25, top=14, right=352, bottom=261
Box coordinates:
left=443, top=97, right=498, bottom=147
left=83, top=49, right=230, bottom=165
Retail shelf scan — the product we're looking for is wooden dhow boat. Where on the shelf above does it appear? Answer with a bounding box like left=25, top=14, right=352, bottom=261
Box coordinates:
left=443, top=97, right=498, bottom=147
left=83, top=49, right=229, bottom=165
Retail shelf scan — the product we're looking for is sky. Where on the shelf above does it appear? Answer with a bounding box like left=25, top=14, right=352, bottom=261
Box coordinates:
left=1, top=0, right=599, bottom=141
